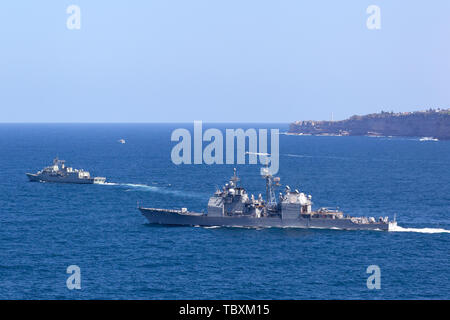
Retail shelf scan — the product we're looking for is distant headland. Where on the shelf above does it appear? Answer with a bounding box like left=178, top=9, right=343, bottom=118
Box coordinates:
left=289, top=108, right=450, bottom=140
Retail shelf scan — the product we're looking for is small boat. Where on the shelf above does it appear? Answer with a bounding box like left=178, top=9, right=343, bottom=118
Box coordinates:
left=118, top=139, right=126, bottom=144
left=419, top=137, right=438, bottom=141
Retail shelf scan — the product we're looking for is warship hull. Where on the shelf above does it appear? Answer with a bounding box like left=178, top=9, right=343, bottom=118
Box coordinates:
left=26, top=173, right=105, bottom=184
left=140, top=208, right=394, bottom=231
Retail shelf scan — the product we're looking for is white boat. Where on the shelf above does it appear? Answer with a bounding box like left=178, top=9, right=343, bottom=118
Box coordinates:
left=419, top=137, right=438, bottom=141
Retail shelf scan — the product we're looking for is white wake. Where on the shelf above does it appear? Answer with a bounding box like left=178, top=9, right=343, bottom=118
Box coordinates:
left=100, top=182, right=207, bottom=199
left=121, top=183, right=159, bottom=191
left=390, top=225, right=450, bottom=234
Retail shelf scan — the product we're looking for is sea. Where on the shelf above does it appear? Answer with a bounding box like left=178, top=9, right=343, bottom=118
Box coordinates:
left=0, top=123, right=449, bottom=299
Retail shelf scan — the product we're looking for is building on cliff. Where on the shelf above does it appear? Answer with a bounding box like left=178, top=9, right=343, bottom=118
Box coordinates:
left=289, top=109, right=450, bottom=140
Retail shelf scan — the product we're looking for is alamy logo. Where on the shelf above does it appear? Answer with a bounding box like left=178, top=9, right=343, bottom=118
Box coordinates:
left=66, top=5, right=81, bottom=30
left=171, top=121, right=279, bottom=175
left=366, top=5, right=381, bottom=30
left=66, top=265, right=81, bottom=290
left=366, top=265, right=381, bottom=289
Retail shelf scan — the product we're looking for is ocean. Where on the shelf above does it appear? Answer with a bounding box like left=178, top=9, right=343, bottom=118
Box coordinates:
left=0, top=123, right=449, bottom=299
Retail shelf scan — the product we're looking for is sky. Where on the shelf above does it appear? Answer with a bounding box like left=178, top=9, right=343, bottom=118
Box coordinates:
left=0, top=1, right=449, bottom=122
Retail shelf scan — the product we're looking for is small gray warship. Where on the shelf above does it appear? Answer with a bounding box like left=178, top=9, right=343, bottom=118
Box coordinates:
left=139, top=167, right=397, bottom=231
left=26, top=158, right=106, bottom=184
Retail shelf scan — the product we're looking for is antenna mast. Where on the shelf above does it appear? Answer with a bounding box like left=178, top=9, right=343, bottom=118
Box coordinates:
left=230, top=168, right=240, bottom=187
left=261, top=163, right=280, bottom=211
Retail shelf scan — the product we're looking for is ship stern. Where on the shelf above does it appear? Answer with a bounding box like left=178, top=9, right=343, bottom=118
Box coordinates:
left=387, top=221, right=398, bottom=231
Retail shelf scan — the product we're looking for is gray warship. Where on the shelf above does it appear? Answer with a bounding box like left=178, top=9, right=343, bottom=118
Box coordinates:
left=26, top=158, right=106, bottom=184
left=140, top=167, right=397, bottom=231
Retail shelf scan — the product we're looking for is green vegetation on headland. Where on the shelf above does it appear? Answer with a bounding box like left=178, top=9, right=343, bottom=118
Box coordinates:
left=289, top=109, right=450, bottom=140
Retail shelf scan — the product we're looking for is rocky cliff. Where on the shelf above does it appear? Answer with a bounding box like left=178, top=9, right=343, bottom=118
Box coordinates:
left=289, top=109, right=450, bottom=140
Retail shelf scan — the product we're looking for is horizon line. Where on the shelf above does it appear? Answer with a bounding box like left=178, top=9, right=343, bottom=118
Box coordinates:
left=0, top=121, right=293, bottom=124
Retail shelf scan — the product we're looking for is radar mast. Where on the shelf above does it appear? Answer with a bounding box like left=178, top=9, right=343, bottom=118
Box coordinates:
left=230, top=168, right=240, bottom=187
left=261, top=163, right=280, bottom=212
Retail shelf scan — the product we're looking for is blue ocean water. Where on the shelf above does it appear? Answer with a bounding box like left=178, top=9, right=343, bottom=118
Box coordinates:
left=0, top=123, right=449, bottom=299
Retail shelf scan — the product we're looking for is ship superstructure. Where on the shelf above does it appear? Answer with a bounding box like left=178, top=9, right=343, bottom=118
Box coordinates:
left=26, top=158, right=106, bottom=184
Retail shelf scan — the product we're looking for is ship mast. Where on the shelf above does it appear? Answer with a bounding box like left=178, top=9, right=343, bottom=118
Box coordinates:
left=261, top=163, right=280, bottom=212
left=230, top=168, right=240, bottom=187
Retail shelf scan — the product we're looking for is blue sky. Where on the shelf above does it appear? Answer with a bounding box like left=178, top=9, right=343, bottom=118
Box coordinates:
left=1, top=1, right=449, bottom=122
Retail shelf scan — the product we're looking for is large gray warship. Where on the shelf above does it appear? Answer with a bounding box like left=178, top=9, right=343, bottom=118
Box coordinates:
left=140, top=168, right=397, bottom=231
left=26, top=158, right=106, bottom=184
